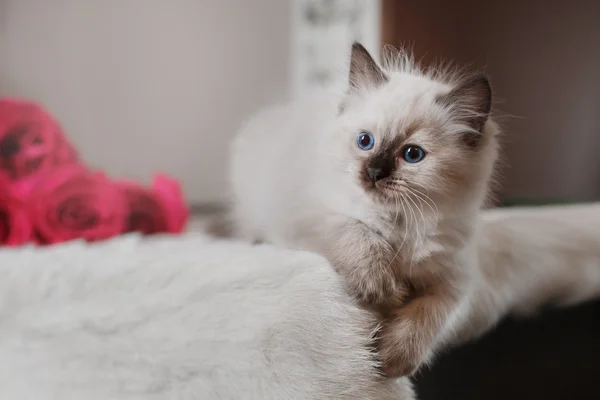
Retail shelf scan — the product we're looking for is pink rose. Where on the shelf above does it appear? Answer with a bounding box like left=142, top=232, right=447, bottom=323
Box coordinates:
left=0, top=98, right=80, bottom=199
left=116, top=174, right=189, bottom=235
left=28, top=166, right=126, bottom=244
left=151, top=174, right=189, bottom=232
left=0, top=192, right=32, bottom=246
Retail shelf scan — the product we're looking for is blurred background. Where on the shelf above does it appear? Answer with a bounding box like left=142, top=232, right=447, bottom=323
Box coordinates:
left=3, top=0, right=597, bottom=209
left=1, top=1, right=599, bottom=399
left=0, top=0, right=378, bottom=207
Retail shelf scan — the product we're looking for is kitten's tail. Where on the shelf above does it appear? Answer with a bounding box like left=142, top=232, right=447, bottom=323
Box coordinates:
left=459, top=202, right=600, bottom=342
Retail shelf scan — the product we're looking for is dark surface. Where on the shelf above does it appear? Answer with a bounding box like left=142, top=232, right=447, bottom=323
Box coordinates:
left=414, top=300, right=600, bottom=400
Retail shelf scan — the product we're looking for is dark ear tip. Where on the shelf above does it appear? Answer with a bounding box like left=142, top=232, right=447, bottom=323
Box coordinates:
left=473, top=74, right=492, bottom=93
left=473, top=73, right=490, bottom=82
left=351, top=42, right=367, bottom=52
left=479, top=74, right=493, bottom=108
left=467, top=73, right=490, bottom=87
left=468, top=74, right=493, bottom=108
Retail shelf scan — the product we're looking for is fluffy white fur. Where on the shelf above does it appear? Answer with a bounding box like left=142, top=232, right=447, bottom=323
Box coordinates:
left=0, top=234, right=411, bottom=400
left=0, top=203, right=600, bottom=399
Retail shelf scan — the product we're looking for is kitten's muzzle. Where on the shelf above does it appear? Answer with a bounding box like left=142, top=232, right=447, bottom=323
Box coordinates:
left=367, top=167, right=389, bottom=182
left=366, top=156, right=394, bottom=182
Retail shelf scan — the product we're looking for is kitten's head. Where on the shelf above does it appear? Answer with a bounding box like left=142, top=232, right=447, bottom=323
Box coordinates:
left=328, top=43, right=499, bottom=215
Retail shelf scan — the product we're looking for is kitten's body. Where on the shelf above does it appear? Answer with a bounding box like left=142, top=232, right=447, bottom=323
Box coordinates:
left=230, top=45, right=499, bottom=376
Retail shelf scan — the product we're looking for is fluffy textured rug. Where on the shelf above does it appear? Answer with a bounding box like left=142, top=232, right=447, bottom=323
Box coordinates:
left=1, top=203, right=600, bottom=399
left=0, top=233, right=412, bottom=400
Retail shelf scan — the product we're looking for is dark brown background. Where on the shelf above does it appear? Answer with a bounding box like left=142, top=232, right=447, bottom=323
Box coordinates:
left=382, top=0, right=600, bottom=203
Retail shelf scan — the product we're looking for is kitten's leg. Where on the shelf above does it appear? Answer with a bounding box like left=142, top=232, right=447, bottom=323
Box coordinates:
left=378, top=288, right=465, bottom=377
left=308, top=216, right=409, bottom=306
left=379, top=203, right=600, bottom=378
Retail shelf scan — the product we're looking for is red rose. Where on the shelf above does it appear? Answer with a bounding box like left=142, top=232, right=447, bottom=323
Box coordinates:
left=151, top=174, right=188, bottom=232
left=116, top=174, right=189, bottom=235
left=28, top=166, right=126, bottom=244
left=0, top=98, right=80, bottom=199
left=0, top=192, right=32, bottom=246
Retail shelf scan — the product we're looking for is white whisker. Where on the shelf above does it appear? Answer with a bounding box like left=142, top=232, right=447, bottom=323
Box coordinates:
left=405, top=187, right=438, bottom=231
left=408, top=187, right=439, bottom=218
left=385, top=191, right=400, bottom=237
left=386, top=193, right=408, bottom=271
left=404, top=194, right=419, bottom=278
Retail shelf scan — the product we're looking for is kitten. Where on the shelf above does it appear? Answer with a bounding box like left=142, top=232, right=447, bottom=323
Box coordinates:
left=229, top=42, right=499, bottom=377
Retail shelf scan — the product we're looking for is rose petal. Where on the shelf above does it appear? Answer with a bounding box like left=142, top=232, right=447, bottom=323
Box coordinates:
left=0, top=98, right=82, bottom=200
left=0, top=193, right=33, bottom=246
left=28, top=166, right=126, bottom=244
left=151, top=173, right=189, bottom=233
left=115, top=180, right=169, bottom=235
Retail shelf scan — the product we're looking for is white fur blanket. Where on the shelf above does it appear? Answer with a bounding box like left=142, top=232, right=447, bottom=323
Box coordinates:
left=2, top=203, right=600, bottom=400
left=0, top=234, right=412, bottom=400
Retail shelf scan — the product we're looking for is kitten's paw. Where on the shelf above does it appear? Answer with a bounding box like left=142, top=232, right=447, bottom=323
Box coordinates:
left=328, top=224, right=406, bottom=305
left=347, top=274, right=396, bottom=305
left=344, top=265, right=401, bottom=306
left=377, top=318, right=429, bottom=378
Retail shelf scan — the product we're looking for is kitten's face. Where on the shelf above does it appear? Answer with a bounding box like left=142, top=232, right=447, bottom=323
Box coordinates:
left=329, top=44, right=497, bottom=212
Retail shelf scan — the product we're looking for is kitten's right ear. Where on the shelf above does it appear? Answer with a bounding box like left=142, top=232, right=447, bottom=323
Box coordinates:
left=438, top=74, right=492, bottom=132
left=437, top=74, right=492, bottom=147
left=348, top=42, right=388, bottom=93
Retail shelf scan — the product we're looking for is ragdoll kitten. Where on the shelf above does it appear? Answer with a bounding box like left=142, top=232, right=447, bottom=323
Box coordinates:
left=229, top=42, right=499, bottom=377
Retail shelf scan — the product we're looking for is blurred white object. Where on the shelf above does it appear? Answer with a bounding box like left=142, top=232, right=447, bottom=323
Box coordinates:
left=0, top=234, right=411, bottom=400
left=290, top=0, right=381, bottom=99
left=1, top=202, right=600, bottom=398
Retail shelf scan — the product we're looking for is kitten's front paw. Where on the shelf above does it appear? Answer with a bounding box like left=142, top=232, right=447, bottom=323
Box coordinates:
left=378, top=317, right=429, bottom=378
left=342, top=256, right=406, bottom=306
left=346, top=270, right=397, bottom=305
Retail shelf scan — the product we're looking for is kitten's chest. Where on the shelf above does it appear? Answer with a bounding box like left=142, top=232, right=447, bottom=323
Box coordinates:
left=372, top=213, right=411, bottom=242
left=377, top=216, right=449, bottom=261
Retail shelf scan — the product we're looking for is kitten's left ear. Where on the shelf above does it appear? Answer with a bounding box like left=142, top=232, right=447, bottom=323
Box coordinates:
left=339, top=43, right=388, bottom=113
left=438, top=74, right=492, bottom=135
left=348, top=42, right=388, bottom=92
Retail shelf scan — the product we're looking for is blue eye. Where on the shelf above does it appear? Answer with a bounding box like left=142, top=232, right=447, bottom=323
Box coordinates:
left=357, top=132, right=375, bottom=150
left=402, top=145, right=426, bottom=163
